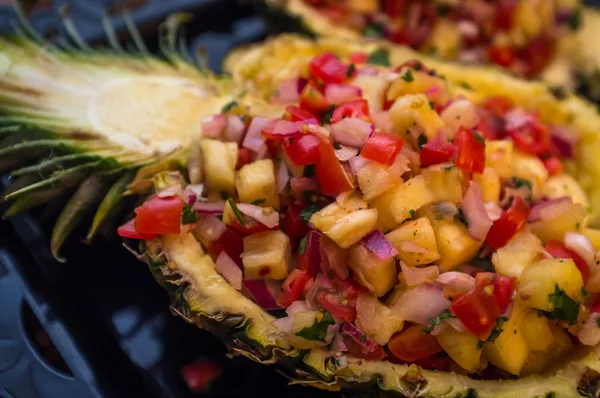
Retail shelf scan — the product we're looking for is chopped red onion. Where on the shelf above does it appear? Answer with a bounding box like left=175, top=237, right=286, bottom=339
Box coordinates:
left=457, top=20, right=479, bottom=39
left=271, top=119, right=318, bottom=138
left=349, top=155, right=371, bottom=174
left=194, top=201, right=226, bottom=215
left=435, top=272, right=476, bottom=297
left=326, top=324, right=340, bottom=344
left=194, top=214, right=227, bottom=242
left=504, top=108, right=535, bottom=131
left=361, top=230, right=398, bottom=261
left=565, top=232, right=595, bottom=267
left=550, top=125, right=578, bottom=159
left=331, top=118, right=374, bottom=147
left=276, top=161, right=290, bottom=194
left=201, top=114, right=227, bottom=138
left=341, top=323, right=378, bottom=353
left=321, top=237, right=349, bottom=280
left=215, top=251, right=243, bottom=290
left=484, top=201, right=503, bottom=221
left=265, top=279, right=283, bottom=303
left=371, top=110, right=392, bottom=132
left=577, top=312, right=600, bottom=346
left=400, top=262, right=439, bottom=286
left=334, top=144, right=359, bottom=161
left=271, top=315, right=294, bottom=333
left=331, top=333, right=348, bottom=352
left=287, top=300, right=310, bottom=316
left=391, top=283, right=450, bottom=325
left=500, top=186, right=531, bottom=207
left=305, top=231, right=322, bottom=275
left=305, top=274, right=322, bottom=308
left=305, top=124, right=331, bottom=138
left=357, top=65, right=379, bottom=76
left=157, top=185, right=181, bottom=198
left=182, top=184, right=204, bottom=204
left=324, top=83, right=362, bottom=105
left=462, top=181, right=493, bottom=242
left=290, top=177, right=319, bottom=196
left=236, top=203, right=279, bottom=228
left=528, top=196, right=572, bottom=222
left=243, top=280, right=279, bottom=310
left=242, top=117, right=269, bottom=153
left=270, top=78, right=302, bottom=104
left=224, top=115, right=246, bottom=144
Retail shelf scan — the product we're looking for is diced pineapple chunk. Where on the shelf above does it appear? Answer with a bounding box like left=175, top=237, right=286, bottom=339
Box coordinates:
left=385, top=283, right=408, bottom=307
left=512, top=151, right=548, bottom=200
left=291, top=311, right=320, bottom=334
left=222, top=200, right=236, bottom=225
left=440, top=99, right=479, bottom=137
left=485, top=140, right=513, bottom=178
left=351, top=75, right=388, bottom=113
left=386, top=217, right=440, bottom=266
left=200, top=139, right=238, bottom=196
left=542, top=174, right=590, bottom=207
left=369, top=184, right=402, bottom=232
left=387, top=72, right=447, bottom=104
left=241, top=231, right=292, bottom=280
left=483, top=307, right=530, bottom=375
left=428, top=216, right=482, bottom=271
left=421, top=165, right=463, bottom=204
left=355, top=292, right=404, bottom=345
left=348, top=244, right=397, bottom=297
left=521, top=311, right=554, bottom=352
left=582, top=228, right=600, bottom=250
left=357, top=163, right=399, bottom=201
left=389, top=94, right=445, bottom=140
left=437, top=328, right=482, bottom=372
left=473, top=167, right=501, bottom=202
left=520, top=324, right=573, bottom=376
left=236, top=159, right=280, bottom=210
left=424, top=18, right=460, bottom=59
left=492, top=228, right=542, bottom=277
left=312, top=208, right=378, bottom=249
left=529, top=203, right=587, bottom=243
left=310, top=192, right=369, bottom=232
left=519, top=258, right=584, bottom=311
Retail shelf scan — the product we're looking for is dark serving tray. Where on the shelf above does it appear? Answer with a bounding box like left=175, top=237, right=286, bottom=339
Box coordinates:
left=0, top=1, right=335, bottom=397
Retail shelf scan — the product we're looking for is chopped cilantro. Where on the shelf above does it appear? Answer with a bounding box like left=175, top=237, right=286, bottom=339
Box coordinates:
left=346, top=63, right=356, bottom=77
left=362, top=22, right=386, bottom=38
left=227, top=199, right=246, bottom=227
left=568, top=7, right=582, bottom=30
left=295, top=311, right=335, bottom=342
left=303, top=164, right=316, bottom=177
left=473, top=131, right=486, bottom=146
left=487, top=316, right=509, bottom=344
left=576, top=222, right=581, bottom=230
left=300, top=204, right=322, bottom=223
left=251, top=198, right=266, bottom=206
left=597, top=317, right=600, bottom=328
left=181, top=204, right=197, bottom=225
left=272, top=89, right=280, bottom=97
left=545, top=284, right=580, bottom=325
left=549, top=86, right=567, bottom=100
left=303, top=190, right=318, bottom=203
left=320, top=106, right=335, bottom=125
left=512, top=177, right=533, bottom=191
left=455, top=209, right=468, bottom=227
left=221, top=100, right=239, bottom=113
left=220, top=191, right=229, bottom=200
left=436, top=3, right=451, bottom=16
left=460, top=82, right=472, bottom=90
left=298, top=235, right=308, bottom=255
left=429, top=101, right=435, bottom=110
left=409, top=209, right=416, bottom=218
left=334, top=143, right=342, bottom=150
left=545, top=393, right=556, bottom=398
left=582, top=288, right=591, bottom=299
left=444, top=165, right=456, bottom=171
left=401, top=69, right=414, bottom=83
left=422, top=309, right=455, bottom=334
left=417, top=133, right=428, bottom=148
left=366, top=49, right=390, bottom=66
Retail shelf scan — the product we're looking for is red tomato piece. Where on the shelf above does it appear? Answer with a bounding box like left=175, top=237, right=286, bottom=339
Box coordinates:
left=492, top=275, right=516, bottom=312
left=543, top=156, right=564, bottom=176
left=117, top=219, right=158, bottom=240
left=487, top=45, right=516, bottom=68
left=265, top=140, right=279, bottom=159
left=545, top=240, right=590, bottom=285
left=349, top=52, right=369, bottom=64
left=493, top=0, right=517, bottom=30
left=507, top=117, right=551, bottom=156
left=520, top=36, right=554, bottom=78
left=331, top=277, right=360, bottom=300
left=284, top=203, right=310, bottom=245
left=230, top=217, right=277, bottom=235
left=388, top=326, right=443, bottom=362
left=454, top=127, right=486, bottom=174
left=296, top=231, right=322, bottom=274
left=208, top=227, right=246, bottom=267
left=236, top=148, right=253, bottom=170
left=181, top=360, right=222, bottom=392
left=486, top=196, right=531, bottom=250
left=361, top=132, right=406, bottom=166
left=315, top=139, right=354, bottom=195
left=309, top=51, right=350, bottom=84
left=300, top=82, right=331, bottom=114
left=285, top=105, right=317, bottom=122
left=317, top=291, right=357, bottom=323
left=277, top=269, right=313, bottom=308
left=134, top=195, right=184, bottom=235
left=382, top=0, right=407, bottom=18
left=451, top=282, right=501, bottom=338
left=480, top=97, right=514, bottom=117
left=420, top=133, right=455, bottom=166
left=477, top=109, right=506, bottom=140
left=331, top=99, right=370, bottom=124
left=282, top=133, right=322, bottom=166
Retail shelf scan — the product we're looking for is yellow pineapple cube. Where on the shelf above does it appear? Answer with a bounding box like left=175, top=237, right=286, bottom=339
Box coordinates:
left=235, top=159, right=280, bottom=210
left=473, top=167, right=501, bottom=202
left=521, top=311, right=554, bottom=352
left=421, top=165, right=463, bottom=204
left=520, top=323, right=573, bottom=376
left=310, top=193, right=369, bottom=232
left=385, top=217, right=440, bottom=266
left=387, top=72, right=448, bottom=104
left=200, top=139, right=238, bottom=196
left=529, top=203, right=587, bottom=243
left=483, top=307, right=530, bottom=376
left=542, top=174, right=590, bottom=207
left=241, top=231, right=292, bottom=280
left=320, top=209, right=379, bottom=249
left=485, top=140, right=513, bottom=178
left=440, top=99, right=479, bottom=137
left=582, top=228, right=600, bottom=250
left=428, top=215, right=482, bottom=271
left=348, top=244, right=396, bottom=297
left=389, top=94, right=445, bottom=140
left=369, top=183, right=402, bottom=232
left=437, top=328, right=482, bottom=372
left=512, top=151, right=548, bottom=200
left=492, top=228, right=542, bottom=278
left=355, top=293, right=404, bottom=345
left=357, top=163, right=399, bottom=201
left=351, top=75, right=388, bottom=113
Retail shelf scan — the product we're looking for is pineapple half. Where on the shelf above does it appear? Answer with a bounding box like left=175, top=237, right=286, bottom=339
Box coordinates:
left=2, top=13, right=600, bottom=398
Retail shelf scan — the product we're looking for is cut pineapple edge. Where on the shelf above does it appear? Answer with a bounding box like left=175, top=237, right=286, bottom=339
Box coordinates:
left=3, top=15, right=600, bottom=397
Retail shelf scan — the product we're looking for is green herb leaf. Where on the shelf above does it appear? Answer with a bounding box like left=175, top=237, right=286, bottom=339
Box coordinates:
left=401, top=69, right=414, bottom=83
left=346, top=63, right=356, bottom=77
left=568, top=7, right=582, bottom=30
left=220, top=191, right=229, bottom=200
left=320, top=106, right=335, bottom=125
left=421, top=309, right=455, bottom=334
left=272, top=89, right=280, bottom=97
left=429, top=101, right=435, bottom=110
left=300, top=204, right=322, bottom=223
left=298, top=235, right=308, bottom=255
left=251, top=199, right=266, bottom=206
left=303, top=164, right=316, bottom=177
left=546, top=284, right=580, bottom=325
left=181, top=204, right=197, bottom=225
left=334, top=143, right=342, bottom=150
left=221, top=100, right=239, bottom=113
left=417, top=133, right=428, bottom=148
left=409, top=209, right=416, bottom=218
left=455, top=209, right=468, bottom=227
left=582, top=288, right=591, bottom=299
left=436, top=3, right=451, bottom=16
left=473, top=131, right=486, bottom=146
left=227, top=198, right=246, bottom=227
left=487, top=316, right=509, bottom=344
left=362, top=22, right=386, bottom=38
left=366, top=49, right=390, bottom=66
left=512, top=177, right=533, bottom=191
left=295, top=311, right=335, bottom=342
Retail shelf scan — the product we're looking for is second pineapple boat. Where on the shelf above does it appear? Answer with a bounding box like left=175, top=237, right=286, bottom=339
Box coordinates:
left=124, top=48, right=600, bottom=394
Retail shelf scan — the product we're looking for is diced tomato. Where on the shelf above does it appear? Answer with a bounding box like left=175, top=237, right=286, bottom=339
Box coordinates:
left=420, top=133, right=455, bottom=166
left=181, top=360, right=222, bottom=392
left=315, top=139, right=354, bottom=195
left=545, top=240, right=590, bottom=285
left=309, top=51, right=350, bottom=84
left=134, top=195, right=184, bottom=235
left=284, top=203, right=310, bottom=245
left=492, top=275, right=516, bottom=312
left=331, top=99, right=370, bottom=124
left=282, top=133, right=322, bottom=166
left=493, top=0, right=517, bottom=30
left=349, top=52, right=369, bottom=64
left=296, top=231, right=322, bottom=274
left=383, top=0, right=407, bottom=18
left=486, top=196, right=531, bottom=250
left=300, top=82, right=331, bottom=114
left=331, top=278, right=359, bottom=300
left=454, top=127, right=486, bottom=174
left=265, top=139, right=279, bottom=159
left=477, top=109, right=506, bottom=140
left=285, top=105, right=317, bottom=122
left=451, top=282, right=501, bottom=338
left=360, top=132, right=405, bottom=166
left=236, top=148, right=253, bottom=170
left=480, top=97, right=514, bottom=117
left=317, top=291, right=356, bottom=323
left=588, top=296, right=600, bottom=313
left=543, top=156, right=564, bottom=176
left=520, top=36, right=554, bottom=78
left=208, top=227, right=246, bottom=266
left=344, top=337, right=387, bottom=360
left=230, top=217, right=277, bottom=235
left=487, top=45, right=516, bottom=68
left=277, top=269, right=313, bottom=308
left=507, top=117, right=551, bottom=156
left=117, top=219, right=158, bottom=240
left=387, top=326, right=443, bottom=362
